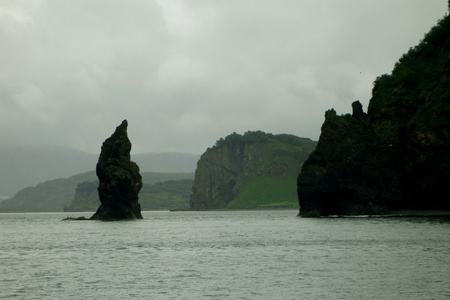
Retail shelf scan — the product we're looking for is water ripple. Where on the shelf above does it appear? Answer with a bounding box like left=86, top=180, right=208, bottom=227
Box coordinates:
left=0, top=211, right=449, bottom=299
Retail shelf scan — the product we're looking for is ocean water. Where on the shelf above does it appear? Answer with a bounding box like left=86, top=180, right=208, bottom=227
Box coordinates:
left=1, top=210, right=449, bottom=300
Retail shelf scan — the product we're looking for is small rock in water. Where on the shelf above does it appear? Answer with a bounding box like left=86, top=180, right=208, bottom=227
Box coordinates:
left=62, top=216, right=89, bottom=221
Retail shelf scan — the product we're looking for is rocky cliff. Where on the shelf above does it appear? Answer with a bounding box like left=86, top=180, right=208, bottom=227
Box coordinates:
left=297, top=15, right=450, bottom=217
left=190, top=131, right=316, bottom=210
left=90, top=120, right=143, bottom=220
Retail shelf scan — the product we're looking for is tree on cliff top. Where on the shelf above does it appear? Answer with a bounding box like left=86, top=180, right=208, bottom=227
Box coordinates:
left=213, top=130, right=313, bottom=149
left=372, top=14, right=450, bottom=98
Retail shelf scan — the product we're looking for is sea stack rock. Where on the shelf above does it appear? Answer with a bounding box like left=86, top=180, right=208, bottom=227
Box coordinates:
left=90, top=120, right=143, bottom=220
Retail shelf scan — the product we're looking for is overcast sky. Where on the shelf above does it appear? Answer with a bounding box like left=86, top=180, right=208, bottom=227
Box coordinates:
left=0, top=1, right=447, bottom=154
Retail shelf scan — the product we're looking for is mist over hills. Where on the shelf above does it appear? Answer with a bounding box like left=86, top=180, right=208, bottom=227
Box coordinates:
left=0, top=145, right=200, bottom=198
left=0, top=145, right=97, bottom=198
left=133, top=152, right=200, bottom=173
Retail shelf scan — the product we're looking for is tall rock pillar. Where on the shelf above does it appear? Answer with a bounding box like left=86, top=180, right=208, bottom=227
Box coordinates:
left=90, top=120, right=143, bottom=220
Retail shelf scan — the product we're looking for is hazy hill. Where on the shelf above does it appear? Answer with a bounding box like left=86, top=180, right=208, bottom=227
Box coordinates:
left=0, top=171, right=97, bottom=212
left=0, top=171, right=194, bottom=212
left=65, top=177, right=194, bottom=212
left=0, top=145, right=200, bottom=198
left=0, top=145, right=97, bottom=198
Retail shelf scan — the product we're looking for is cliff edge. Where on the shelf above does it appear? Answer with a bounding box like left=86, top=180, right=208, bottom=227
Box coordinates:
left=298, top=15, right=450, bottom=216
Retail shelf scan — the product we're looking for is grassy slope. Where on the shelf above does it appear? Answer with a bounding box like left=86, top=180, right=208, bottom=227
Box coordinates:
left=227, top=139, right=304, bottom=209
left=139, top=179, right=193, bottom=210
left=227, top=175, right=298, bottom=209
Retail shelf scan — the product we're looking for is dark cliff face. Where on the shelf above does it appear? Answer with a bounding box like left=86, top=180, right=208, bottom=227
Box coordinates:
left=190, top=142, right=252, bottom=210
left=90, top=120, right=143, bottom=220
left=190, top=131, right=316, bottom=210
left=298, top=15, right=450, bottom=217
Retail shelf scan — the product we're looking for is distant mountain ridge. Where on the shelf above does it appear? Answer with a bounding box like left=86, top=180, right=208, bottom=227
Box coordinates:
left=64, top=176, right=194, bottom=212
left=0, top=145, right=200, bottom=198
left=0, top=145, right=97, bottom=198
left=0, top=171, right=194, bottom=212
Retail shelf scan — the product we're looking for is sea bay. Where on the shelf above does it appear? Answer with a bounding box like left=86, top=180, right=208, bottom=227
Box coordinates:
left=1, top=210, right=449, bottom=299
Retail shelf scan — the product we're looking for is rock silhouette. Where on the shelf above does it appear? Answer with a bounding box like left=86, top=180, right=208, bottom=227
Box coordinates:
left=297, top=15, right=450, bottom=216
left=90, top=120, right=143, bottom=220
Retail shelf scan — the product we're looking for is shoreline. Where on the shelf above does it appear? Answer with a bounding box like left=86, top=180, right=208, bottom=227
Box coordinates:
left=321, top=210, right=450, bottom=218
left=170, top=206, right=300, bottom=212
left=2, top=208, right=450, bottom=217
left=384, top=210, right=450, bottom=217
left=171, top=208, right=450, bottom=217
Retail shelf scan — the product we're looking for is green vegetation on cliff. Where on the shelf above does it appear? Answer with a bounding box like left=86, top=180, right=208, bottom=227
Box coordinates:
left=191, top=131, right=317, bottom=210
left=298, top=13, right=450, bottom=216
left=372, top=15, right=449, bottom=99
left=213, top=130, right=312, bottom=150
left=228, top=175, right=298, bottom=209
left=228, top=137, right=310, bottom=208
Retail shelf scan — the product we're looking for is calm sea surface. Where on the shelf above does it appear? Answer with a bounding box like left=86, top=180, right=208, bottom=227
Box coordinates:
left=1, top=210, right=449, bottom=299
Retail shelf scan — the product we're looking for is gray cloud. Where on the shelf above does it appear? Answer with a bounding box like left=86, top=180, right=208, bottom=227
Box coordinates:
left=0, top=0, right=447, bottom=154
